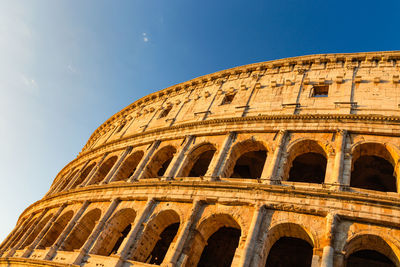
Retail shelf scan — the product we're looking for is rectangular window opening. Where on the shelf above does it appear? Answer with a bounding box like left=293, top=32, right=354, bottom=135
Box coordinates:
left=312, top=85, right=329, bottom=97
left=159, top=106, right=172, bottom=118
left=221, top=93, right=236, bottom=105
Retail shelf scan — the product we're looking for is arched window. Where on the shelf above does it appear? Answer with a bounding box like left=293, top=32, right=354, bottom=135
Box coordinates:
left=198, top=227, right=241, bottom=267
left=143, top=146, right=177, bottom=178
left=265, top=237, right=313, bottom=267
left=88, top=156, right=118, bottom=185
left=130, top=210, right=180, bottom=265
left=113, top=151, right=144, bottom=182
left=57, top=169, right=79, bottom=192
left=37, top=211, right=74, bottom=249
left=351, top=143, right=396, bottom=192
left=61, top=209, right=101, bottom=251
left=262, top=223, right=314, bottom=267
left=285, top=140, right=327, bottom=184
left=178, top=143, right=216, bottom=177
left=186, top=214, right=241, bottom=267
left=8, top=216, right=38, bottom=249
left=20, top=214, right=53, bottom=249
left=91, top=208, right=136, bottom=256
left=71, top=163, right=96, bottom=189
left=223, top=140, right=267, bottom=179
left=344, top=234, right=398, bottom=267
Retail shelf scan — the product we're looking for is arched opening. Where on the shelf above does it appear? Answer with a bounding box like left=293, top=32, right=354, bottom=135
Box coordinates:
left=262, top=223, right=314, bottom=267
left=8, top=216, right=38, bottom=249
left=231, top=150, right=267, bottom=179
left=344, top=234, right=398, bottom=267
left=351, top=143, right=397, bottom=192
left=265, top=237, right=313, bottom=267
left=37, top=211, right=74, bottom=249
left=223, top=140, right=267, bottom=179
left=198, top=227, right=241, bottom=267
left=57, top=169, right=79, bottom=192
left=71, top=163, right=96, bottom=189
left=288, top=153, right=327, bottom=183
left=88, top=156, right=118, bottom=185
left=179, top=143, right=216, bottom=177
left=131, top=210, right=180, bottom=265
left=20, top=214, right=53, bottom=249
left=92, top=208, right=136, bottom=256
left=143, top=146, right=177, bottom=178
left=61, top=209, right=101, bottom=251
left=347, top=250, right=395, bottom=267
left=113, top=151, right=144, bottom=181
left=186, top=214, right=241, bottom=267
left=285, top=140, right=327, bottom=183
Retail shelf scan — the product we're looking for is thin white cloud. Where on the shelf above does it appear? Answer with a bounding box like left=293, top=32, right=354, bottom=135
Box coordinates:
left=67, top=64, right=77, bottom=73
left=142, top=32, right=149, bottom=43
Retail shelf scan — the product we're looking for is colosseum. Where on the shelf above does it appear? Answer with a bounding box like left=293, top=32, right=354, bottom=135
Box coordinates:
left=1, top=51, right=400, bottom=267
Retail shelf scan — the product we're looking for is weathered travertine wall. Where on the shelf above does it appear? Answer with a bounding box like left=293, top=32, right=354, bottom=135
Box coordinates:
left=2, top=51, right=400, bottom=266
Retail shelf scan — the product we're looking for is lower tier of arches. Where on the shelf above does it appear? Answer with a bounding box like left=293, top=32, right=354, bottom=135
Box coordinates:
left=2, top=182, right=400, bottom=267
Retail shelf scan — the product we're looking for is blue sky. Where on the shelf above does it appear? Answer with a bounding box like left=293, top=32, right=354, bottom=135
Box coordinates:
left=0, top=0, right=399, bottom=241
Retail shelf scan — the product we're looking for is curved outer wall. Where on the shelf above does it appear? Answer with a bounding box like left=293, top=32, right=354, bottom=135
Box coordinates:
left=1, top=51, right=400, bottom=266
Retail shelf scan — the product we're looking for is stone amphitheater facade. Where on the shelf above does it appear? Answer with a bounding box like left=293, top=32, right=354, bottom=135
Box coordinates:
left=2, top=51, right=400, bottom=267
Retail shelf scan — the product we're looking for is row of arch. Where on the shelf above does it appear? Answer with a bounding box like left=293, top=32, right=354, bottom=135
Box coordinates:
left=52, top=137, right=400, bottom=194
left=3, top=203, right=399, bottom=267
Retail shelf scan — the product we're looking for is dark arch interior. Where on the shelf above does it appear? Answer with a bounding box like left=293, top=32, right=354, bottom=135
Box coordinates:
left=147, top=222, right=180, bottom=265
left=108, top=224, right=131, bottom=256
left=351, top=156, right=396, bottom=192
left=230, top=150, right=267, bottom=179
left=265, top=237, right=313, bottom=267
left=197, top=227, right=241, bottom=267
left=288, top=152, right=327, bottom=183
left=189, top=149, right=216, bottom=177
left=157, top=157, right=173, bottom=177
left=347, top=250, right=395, bottom=267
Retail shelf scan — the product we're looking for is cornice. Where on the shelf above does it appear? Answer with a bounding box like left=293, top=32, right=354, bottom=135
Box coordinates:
left=19, top=180, right=400, bottom=227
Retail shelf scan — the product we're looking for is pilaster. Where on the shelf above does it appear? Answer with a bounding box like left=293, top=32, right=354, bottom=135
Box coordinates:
left=81, top=154, right=108, bottom=187
left=165, top=199, right=203, bottom=266
left=261, top=130, right=288, bottom=184
left=128, top=141, right=161, bottom=182
left=102, top=147, right=133, bottom=184
left=204, top=132, right=237, bottom=180
left=320, top=212, right=340, bottom=267
left=115, top=198, right=156, bottom=267
left=73, top=198, right=121, bottom=265
left=162, top=135, right=195, bottom=180
left=239, top=204, right=265, bottom=267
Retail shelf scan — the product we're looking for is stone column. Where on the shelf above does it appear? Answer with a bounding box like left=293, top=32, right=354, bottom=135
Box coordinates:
left=327, top=130, right=347, bottom=189
left=115, top=198, right=156, bottom=267
left=162, top=135, right=195, bottom=180
left=6, top=209, right=49, bottom=257
left=102, top=147, right=133, bottom=184
left=204, top=132, right=237, bottom=180
left=165, top=199, right=203, bottom=266
left=261, top=130, right=288, bottom=184
left=340, top=135, right=353, bottom=190
left=48, top=168, right=74, bottom=195
left=128, top=141, right=161, bottom=182
left=64, top=160, right=90, bottom=191
left=81, top=154, right=109, bottom=187
left=44, top=201, right=90, bottom=260
left=239, top=204, right=265, bottom=267
left=22, top=204, right=66, bottom=258
left=320, top=212, right=340, bottom=267
left=73, top=198, right=121, bottom=265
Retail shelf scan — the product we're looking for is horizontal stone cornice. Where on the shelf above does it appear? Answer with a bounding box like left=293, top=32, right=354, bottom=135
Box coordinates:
left=19, top=180, right=400, bottom=229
